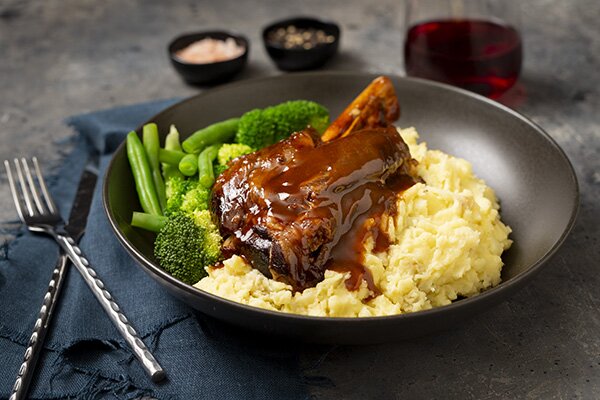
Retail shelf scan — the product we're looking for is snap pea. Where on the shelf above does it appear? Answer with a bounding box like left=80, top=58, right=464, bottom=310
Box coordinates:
left=198, top=144, right=221, bottom=188
left=143, top=123, right=167, bottom=211
left=126, top=131, right=162, bottom=216
left=182, top=118, right=239, bottom=153
left=179, top=153, right=198, bottom=176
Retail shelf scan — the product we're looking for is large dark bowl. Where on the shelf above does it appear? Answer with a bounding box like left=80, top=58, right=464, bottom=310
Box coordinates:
left=262, top=17, right=340, bottom=71
left=103, top=72, right=578, bottom=344
left=168, top=31, right=249, bottom=85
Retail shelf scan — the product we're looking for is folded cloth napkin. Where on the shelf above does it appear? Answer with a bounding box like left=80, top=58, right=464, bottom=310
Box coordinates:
left=0, top=100, right=315, bottom=399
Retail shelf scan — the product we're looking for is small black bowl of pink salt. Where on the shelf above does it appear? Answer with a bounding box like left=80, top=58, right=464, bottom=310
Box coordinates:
left=168, top=31, right=249, bottom=85
left=263, top=17, right=340, bottom=71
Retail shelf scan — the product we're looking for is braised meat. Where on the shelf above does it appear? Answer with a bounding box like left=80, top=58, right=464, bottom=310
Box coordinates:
left=212, top=126, right=416, bottom=291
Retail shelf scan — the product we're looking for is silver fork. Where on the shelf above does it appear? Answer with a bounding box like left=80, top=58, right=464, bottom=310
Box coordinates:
left=4, top=157, right=166, bottom=383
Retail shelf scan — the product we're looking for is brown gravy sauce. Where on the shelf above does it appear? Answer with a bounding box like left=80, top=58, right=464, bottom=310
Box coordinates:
left=259, top=127, right=416, bottom=294
left=328, top=173, right=415, bottom=295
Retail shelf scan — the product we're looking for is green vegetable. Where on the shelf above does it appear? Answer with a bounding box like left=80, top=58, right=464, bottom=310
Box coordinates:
left=180, top=183, right=211, bottom=216
left=152, top=180, right=222, bottom=284
left=236, top=100, right=329, bottom=149
left=213, top=164, right=228, bottom=177
left=154, top=213, right=220, bottom=284
left=143, top=123, right=167, bottom=211
left=179, top=153, right=198, bottom=176
left=131, top=212, right=167, bottom=232
left=198, top=144, right=221, bottom=189
left=164, top=176, right=189, bottom=216
left=126, top=131, right=162, bottom=216
left=181, top=118, right=240, bottom=154
left=162, top=125, right=184, bottom=181
left=133, top=100, right=331, bottom=285
left=159, top=149, right=186, bottom=165
left=190, top=209, right=222, bottom=265
left=163, top=177, right=210, bottom=217
left=235, top=109, right=276, bottom=150
left=217, top=143, right=253, bottom=165
left=165, top=124, right=183, bottom=152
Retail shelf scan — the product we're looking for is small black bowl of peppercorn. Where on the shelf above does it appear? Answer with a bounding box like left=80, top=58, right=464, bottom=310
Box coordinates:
left=262, top=17, right=340, bottom=71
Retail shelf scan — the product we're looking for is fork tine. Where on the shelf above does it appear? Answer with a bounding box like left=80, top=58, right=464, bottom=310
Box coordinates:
left=14, top=158, right=34, bottom=217
left=4, top=160, right=25, bottom=222
left=32, top=157, right=57, bottom=215
left=21, top=158, right=46, bottom=214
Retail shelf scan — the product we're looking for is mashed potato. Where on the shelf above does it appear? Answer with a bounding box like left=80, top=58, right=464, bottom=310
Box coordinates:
left=195, top=127, right=512, bottom=317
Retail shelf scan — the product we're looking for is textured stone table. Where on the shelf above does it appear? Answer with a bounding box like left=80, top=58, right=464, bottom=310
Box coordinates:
left=1, top=0, right=598, bottom=398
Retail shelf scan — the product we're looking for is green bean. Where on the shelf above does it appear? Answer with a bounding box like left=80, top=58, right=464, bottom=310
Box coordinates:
left=179, top=153, right=198, bottom=176
left=162, top=125, right=184, bottom=181
left=143, top=123, right=167, bottom=211
left=198, top=144, right=221, bottom=188
left=131, top=212, right=168, bottom=233
left=159, top=149, right=186, bottom=165
left=143, top=124, right=160, bottom=169
left=126, top=131, right=162, bottom=216
left=182, top=118, right=239, bottom=153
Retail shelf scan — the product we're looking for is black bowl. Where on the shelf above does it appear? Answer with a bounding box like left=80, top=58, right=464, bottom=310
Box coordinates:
left=262, top=17, right=340, bottom=71
left=168, top=31, right=249, bottom=85
left=103, top=72, right=578, bottom=344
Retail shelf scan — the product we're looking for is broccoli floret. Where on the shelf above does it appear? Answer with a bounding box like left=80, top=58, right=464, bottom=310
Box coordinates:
left=180, top=184, right=210, bottom=215
left=191, top=210, right=222, bottom=266
left=157, top=175, right=222, bottom=285
left=164, top=177, right=210, bottom=217
left=235, top=100, right=329, bottom=149
left=236, top=109, right=277, bottom=150
left=164, top=176, right=189, bottom=217
left=217, top=143, right=254, bottom=165
left=213, top=163, right=228, bottom=177
left=164, top=175, right=211, bottom=216
left=213, top=143, right=254, bottom=177
left=154, top=214, right=215, bottom=284
left=265, top=101, right=330, bottom=142
left=154, top=210, right=222, bottom=285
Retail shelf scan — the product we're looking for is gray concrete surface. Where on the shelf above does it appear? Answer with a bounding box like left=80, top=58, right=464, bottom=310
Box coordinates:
left=1, top=0, right=599, bottom=398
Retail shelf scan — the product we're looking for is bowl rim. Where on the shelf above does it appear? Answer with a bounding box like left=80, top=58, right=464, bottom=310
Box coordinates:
left=168, top=30, right=249, bottom=66
left=102, top=71, right=579, bottom=323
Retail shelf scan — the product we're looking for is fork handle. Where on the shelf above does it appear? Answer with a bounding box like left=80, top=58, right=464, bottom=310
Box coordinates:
left=10, top=255, right=69, bottom=400
left=55, top=234, right=166, bottom=382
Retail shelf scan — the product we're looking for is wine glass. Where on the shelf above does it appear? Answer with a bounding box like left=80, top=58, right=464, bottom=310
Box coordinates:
left=403, top=0, right=522, bottom=99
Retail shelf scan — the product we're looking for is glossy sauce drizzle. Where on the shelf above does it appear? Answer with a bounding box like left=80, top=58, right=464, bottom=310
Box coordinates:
left=327, top=174, right=416, bottom=294
left=213, top=125, right=417, bottom=295
left=259, top=127, right=416, bottom=293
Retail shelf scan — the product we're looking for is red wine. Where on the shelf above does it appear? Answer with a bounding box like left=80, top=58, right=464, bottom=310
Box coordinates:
left=404, top=19, right=522, bottom=98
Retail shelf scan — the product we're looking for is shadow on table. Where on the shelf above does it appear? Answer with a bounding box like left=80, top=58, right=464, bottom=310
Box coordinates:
left=497, top=71, right=582, bottom=111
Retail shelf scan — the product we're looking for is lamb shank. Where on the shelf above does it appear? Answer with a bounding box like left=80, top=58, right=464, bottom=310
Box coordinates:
left=212, top=76, right=418, bottom=292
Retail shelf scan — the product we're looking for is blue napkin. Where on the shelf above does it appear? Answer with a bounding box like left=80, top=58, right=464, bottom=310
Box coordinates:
left=0, top=99, right=313, bottom=399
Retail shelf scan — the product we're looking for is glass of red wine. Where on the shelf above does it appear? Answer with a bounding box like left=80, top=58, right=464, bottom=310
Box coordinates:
left=404, top=0, right=522, bottom=99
